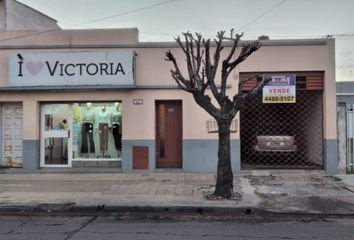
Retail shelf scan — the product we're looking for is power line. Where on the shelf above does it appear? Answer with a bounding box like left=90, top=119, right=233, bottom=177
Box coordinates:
left=235, top=0, right=288, bottom=33
left=2, top=28, right=354, bottom=44
left=1, top=0, right=354, bottom=43
left=0, top=0, right=178, bottom=42
left=333, top=34, right=354, bottom=37
left=0, top=29, right=58, bottom=42
left=66, top=0, right=178, bottom=27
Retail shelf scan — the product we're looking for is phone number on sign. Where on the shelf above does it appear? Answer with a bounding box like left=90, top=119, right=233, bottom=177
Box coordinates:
left=263, top=96, right=296, bottom=103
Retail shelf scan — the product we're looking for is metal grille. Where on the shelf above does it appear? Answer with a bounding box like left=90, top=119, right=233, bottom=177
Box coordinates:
left=346, top=104, right=354, bottom=172
left=240, top=91, right=323, bottom=169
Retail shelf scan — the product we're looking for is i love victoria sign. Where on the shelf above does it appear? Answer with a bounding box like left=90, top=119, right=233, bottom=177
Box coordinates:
left=9, top=51, right=135, bottom=87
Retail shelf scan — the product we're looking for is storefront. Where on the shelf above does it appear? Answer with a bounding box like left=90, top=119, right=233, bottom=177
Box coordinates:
left=0, top=28, right=337, bottom=173
left=41, top=102, right=122, bottom=168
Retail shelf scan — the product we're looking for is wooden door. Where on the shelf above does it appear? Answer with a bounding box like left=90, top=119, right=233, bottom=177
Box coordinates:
left=156, top=101, right=182, bottom=168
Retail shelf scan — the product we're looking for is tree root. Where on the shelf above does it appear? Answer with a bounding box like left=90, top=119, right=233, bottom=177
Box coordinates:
left=205, top=191, right=242, bottom=201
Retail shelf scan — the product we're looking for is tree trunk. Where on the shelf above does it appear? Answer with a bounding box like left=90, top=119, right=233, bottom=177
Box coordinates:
left=213, top=120, right=233, bottom=198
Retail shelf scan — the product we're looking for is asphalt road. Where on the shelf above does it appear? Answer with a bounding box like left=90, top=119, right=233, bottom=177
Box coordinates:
left=1, top=215, right=354, bottom=240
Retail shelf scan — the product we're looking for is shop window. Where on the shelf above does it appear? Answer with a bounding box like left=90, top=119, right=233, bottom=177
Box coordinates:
left=41, top=102, right=122, bottom=167
left=72, top=102, right=122, bottom=160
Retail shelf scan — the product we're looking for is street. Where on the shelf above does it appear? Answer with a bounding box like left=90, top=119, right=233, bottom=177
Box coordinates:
left=0, top=215, right=354, bottom=240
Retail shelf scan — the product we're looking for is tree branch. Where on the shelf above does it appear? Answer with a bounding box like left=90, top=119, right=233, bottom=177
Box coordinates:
left=207, top=31, right=226, bottom=105
left=229, top=41, right=261, bottom=72
left=165, top=50, right=192, bottom=91
left=224, top=30, right=243, bottom=64
left=166, top=30, right=264, bottom=122
left=203, top=38, right=220, bottom=100
left=193, top=92, right=221, bottom=120
left=230, top=75, right=271, bottom=116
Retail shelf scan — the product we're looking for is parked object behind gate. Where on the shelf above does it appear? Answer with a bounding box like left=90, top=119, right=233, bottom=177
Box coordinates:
left=254, top=135, right=297, bottom=152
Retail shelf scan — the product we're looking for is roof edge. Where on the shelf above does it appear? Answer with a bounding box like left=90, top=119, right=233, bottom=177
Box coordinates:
left=0, top=37, right=330, bottom=50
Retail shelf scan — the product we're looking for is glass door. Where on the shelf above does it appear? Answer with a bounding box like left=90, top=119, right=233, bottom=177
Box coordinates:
left=40, top=104, right=72, bottom=167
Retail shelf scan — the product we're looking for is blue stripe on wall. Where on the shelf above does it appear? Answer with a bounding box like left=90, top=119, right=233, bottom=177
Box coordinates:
left=324, top=138, right=338, bottom=174
left=23, top=140, right=40, bottom=172
left=22, top=138, right=332, bottom=173
left=121, top=139, right=240, bottom=173
left=183, top=139, right=240, bottom=173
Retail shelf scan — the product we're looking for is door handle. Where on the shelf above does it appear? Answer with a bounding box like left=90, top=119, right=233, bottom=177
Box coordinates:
left=68, top=130, right=70, bottom=138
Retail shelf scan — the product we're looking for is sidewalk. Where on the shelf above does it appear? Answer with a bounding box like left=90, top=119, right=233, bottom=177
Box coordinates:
left=0, top=172, right=354, bottom=215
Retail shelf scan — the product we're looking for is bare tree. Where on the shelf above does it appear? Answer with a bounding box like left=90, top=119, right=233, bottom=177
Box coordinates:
left=165, top=30, right=270, bottom=199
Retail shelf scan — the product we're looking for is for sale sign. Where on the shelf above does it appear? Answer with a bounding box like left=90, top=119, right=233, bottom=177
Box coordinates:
left=262, top=74, right=296, bottom=103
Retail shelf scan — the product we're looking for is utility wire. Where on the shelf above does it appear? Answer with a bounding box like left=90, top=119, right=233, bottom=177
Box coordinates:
left=0, top=29, right=58, bottom=42
left=333, top=34, right=354, bottom=37
left=1, top=0, right=354, bottom=42
left=67, top=0, right=178, bottom=27
left=235, top=0, right=288, bottom=33
left=0, top=0, right=178, bottom=42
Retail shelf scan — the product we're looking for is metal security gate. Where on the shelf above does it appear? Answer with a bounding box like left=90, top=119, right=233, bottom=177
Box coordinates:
left=240, top=90, right=324, bottom=170
left=346, top=104, right=354, bottom=172
left=240, top=91, right=324, bottom=169
left=1, top=103, right=23, bottom=168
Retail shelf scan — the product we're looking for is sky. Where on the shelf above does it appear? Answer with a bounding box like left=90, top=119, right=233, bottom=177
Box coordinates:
left=17, top=0, right=354, bottom=81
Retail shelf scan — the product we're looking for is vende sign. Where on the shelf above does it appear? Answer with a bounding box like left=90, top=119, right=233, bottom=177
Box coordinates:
left=9, top=51, right=135, bottom=86
left=262, top=74, right=296, bottom=103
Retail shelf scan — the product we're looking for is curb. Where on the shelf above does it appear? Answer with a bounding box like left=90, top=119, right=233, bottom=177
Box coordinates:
left=2, top=203, right=354, bottom=219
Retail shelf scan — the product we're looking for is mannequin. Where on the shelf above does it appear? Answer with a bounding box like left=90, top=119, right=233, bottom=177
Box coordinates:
left=72, top=103, right=81, bottom=123
left=72, top=103, right=81, bottom=158
left=98, top=105, right=110, bottom=157
left=111, top=102, right=122, bottom=158
left=81, top=102, right=96, bottom=156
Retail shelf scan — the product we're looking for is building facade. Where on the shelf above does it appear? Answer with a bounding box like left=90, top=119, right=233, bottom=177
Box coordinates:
left=0, top=28, right=337, bottom=173
left=0, top=1, right=337, bottom=174
left=0, top=0, right=59, bottom=31
left=336, top=81, right=354, bottom=173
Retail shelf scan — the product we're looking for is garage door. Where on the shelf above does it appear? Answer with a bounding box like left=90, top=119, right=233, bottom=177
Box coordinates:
left=1, top=103, right=23, bottom=168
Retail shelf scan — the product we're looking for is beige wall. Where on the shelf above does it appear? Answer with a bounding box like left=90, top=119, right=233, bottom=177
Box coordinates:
left=134, top=40, right=336, bottom=140
left=236, top=40, right=336, bottom=139
left=324, top=38, right=337, bottom=139
left=0, top=30, right=336, bottom=141
left=0, top=90, right=221, bottom=141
